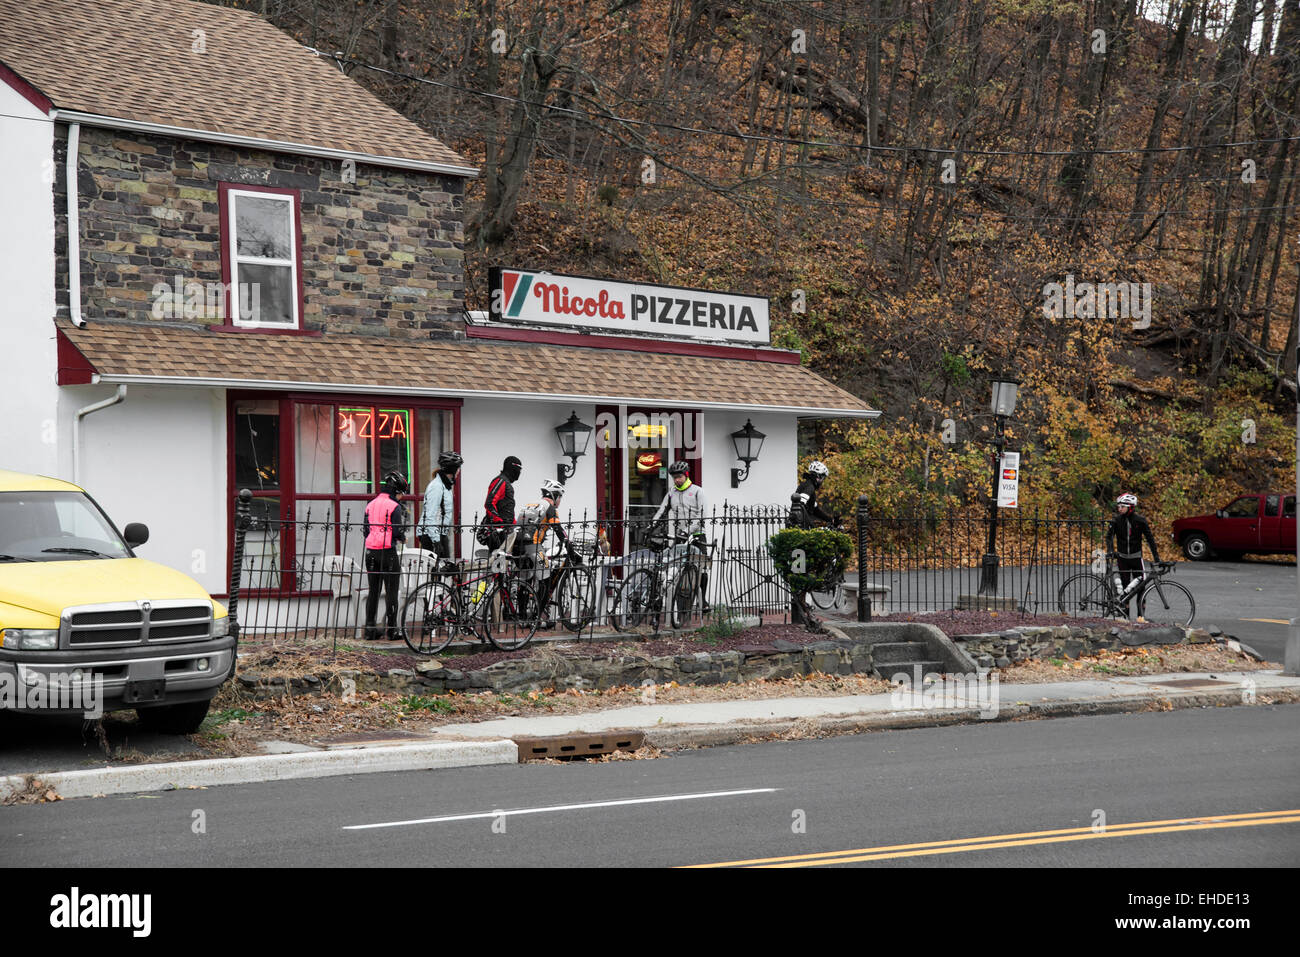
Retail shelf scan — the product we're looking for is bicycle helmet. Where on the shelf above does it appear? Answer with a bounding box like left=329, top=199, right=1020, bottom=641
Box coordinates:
left=438, top=451, right=463, bottom=471
left=1116, top=492, right=1137, bottom=508
left=806, top=460, right=829, bottom=483
left=541, top=478, right=565, bottom=498
left=668, top=461, right=691, bottom=477
left=383, top=470, right=409, bottom=495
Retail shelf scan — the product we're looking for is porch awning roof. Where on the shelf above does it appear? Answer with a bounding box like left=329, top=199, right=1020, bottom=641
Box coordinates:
left=56, top=320, right=879, bottom=418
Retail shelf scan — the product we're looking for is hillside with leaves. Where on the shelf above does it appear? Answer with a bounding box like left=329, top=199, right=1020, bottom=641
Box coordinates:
left=220, top=0, right=1297, bottom=537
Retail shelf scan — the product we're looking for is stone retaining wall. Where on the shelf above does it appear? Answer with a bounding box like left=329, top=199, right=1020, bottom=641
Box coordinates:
left=955, top=624, right=1222, bottom=669
left=234, top=638, right=878, bottom=699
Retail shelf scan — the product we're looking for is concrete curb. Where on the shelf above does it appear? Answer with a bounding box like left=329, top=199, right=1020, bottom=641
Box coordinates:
left=642, top=685, right=1300, bottom=750
left=0, top=739, right=517, bottom=801
left=6, top=681, right=1297, bottom=801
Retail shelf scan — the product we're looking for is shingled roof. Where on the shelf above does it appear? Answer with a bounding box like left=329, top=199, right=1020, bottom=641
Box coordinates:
left=0, top=0, right=474, bottom=174
left=56, top=321, right=879, bottom=417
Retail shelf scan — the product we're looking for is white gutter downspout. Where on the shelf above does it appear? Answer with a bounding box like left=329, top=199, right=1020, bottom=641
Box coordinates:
left=66, top=122, right=85, bottom=327
left=73, top=385, right=126, bottom=484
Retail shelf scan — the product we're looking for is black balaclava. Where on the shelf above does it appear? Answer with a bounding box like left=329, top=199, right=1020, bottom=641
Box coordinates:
left=503, top=456, right=522, bottom=483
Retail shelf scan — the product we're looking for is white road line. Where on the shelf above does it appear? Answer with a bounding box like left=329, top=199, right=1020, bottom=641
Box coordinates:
left=343, top=787, right=781, bottom=830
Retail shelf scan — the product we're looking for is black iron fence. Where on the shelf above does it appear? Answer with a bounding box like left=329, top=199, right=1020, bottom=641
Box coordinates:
left=856, top=507, right=1109, bottom=616
left=226, top=497, right=794, bottom=646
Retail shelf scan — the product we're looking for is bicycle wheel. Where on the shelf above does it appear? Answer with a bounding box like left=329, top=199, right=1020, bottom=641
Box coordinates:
left=808, top=579, right=845, bottom=611
left=613, top=568, right=659, bottom=633
left=554, top=565, right=598, bottom=633
left=1057, top=573, right=1115, bottom=619
left=671, top=563, right=702, bottom=630
left=1138, top=579, right=1195, bottom=627
left=480, top=578, right=539, bottom=652
left=401, top=581, right=458, bottom=656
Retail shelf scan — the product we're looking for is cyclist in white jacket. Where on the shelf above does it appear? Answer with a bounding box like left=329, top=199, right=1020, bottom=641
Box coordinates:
left=416, top=451, right=462, bottom=558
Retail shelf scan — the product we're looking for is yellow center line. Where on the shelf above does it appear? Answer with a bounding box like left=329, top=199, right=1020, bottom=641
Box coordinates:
left=1241, top=618, right=1290, bottom=624
left=688, top=809, right=1300, bottom=868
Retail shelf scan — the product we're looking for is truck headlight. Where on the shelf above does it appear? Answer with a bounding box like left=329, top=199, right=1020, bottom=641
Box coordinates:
left=210, top=616, right=230, bottom=638
left=1, top=629, right=59, bottom=650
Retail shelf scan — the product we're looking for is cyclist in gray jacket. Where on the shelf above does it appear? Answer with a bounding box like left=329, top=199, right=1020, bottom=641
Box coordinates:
left=653, top=460, right=711, bottom=612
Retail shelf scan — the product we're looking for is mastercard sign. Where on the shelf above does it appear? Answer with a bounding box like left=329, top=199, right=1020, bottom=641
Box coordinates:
left=997, top=452, right=1020, bottom=508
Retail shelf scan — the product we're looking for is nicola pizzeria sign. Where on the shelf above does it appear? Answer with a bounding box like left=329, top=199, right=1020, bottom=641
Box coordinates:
left=488, top=267, right=771, bottom=346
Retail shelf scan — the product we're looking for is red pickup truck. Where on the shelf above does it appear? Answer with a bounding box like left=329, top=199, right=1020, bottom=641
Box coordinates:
left=1172, top=492, right=1297, bottom=560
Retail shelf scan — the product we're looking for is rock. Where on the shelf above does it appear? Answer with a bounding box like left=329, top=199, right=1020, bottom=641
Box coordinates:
left=995, top=656, right=1011, bottom=668
left=415, top=660, right=444, bottom=674
left=1146, top=626, right=1184, bottom=646
left=1208, top=625, right=1223, bottom=636
left=977, top=654, right=995, bottom=669
left=1185, top=628, right=1213, bottom=644
left=1063, top=639, right=1086, bottom=659
left=772, top=639, right=803, bottom=652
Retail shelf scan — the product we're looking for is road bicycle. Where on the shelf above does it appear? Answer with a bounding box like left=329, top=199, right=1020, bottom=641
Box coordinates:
left=611, top=531, right=693, bottom=633
left=1056, top=559, right=1196, bottom=626
left=668, top=533, right=714, bottom=629
left=533, top=541, right=600, bottom=633
left=401, top=532, right=540, bottom=653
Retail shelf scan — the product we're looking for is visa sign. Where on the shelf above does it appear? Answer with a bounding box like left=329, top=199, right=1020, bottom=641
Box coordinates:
left=488, top=268, right=770, bottom=345
left=997, top=451, right=1020, bottom=508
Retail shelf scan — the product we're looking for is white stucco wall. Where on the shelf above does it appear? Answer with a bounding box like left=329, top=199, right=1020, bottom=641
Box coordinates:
left=698, top=410, right=798, bottom=513
left=455, top=399, right=797, bottom=541
left=0, top=81, right=58, bottom=478
left=68, top=385, right=228, bottom=594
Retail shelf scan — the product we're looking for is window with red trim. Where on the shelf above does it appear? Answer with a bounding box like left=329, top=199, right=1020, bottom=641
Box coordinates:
left=229, top=394, right=460, bottom=593
left=219, top=183, right=303, bottom=330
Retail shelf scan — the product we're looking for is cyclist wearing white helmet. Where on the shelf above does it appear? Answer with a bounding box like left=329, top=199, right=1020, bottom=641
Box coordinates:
left=1106, top=492, right=1161, bottom=617
left=789, top=460, right=837, bottom=529
left=519, top=479, right=579, bottom=626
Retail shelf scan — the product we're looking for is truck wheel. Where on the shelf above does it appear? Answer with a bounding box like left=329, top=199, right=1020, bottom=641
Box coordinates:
left=136, top=700, right=211, bottom=735
left=1181, top=533, right=1212, bottom=561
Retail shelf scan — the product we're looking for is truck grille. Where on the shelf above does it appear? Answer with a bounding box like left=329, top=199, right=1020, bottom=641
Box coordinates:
left=63, top=602, right=212, bottom=647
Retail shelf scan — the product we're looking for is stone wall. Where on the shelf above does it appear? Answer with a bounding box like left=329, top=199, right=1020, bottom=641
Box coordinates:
left=954, top=624, right=1221, bottom=669
left=234, top=637, right=879, bottom=699
left=53, top=124, right=466, bottom=337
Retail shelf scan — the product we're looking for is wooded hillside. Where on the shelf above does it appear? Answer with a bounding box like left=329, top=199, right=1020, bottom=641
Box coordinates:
left=219, top=0, right=1298, bottom=532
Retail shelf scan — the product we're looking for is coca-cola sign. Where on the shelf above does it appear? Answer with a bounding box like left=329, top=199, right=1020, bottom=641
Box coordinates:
left=488, top=268, right=770, bottom=345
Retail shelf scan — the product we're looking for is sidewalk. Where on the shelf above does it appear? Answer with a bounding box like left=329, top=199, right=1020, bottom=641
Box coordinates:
left=4, top=669, right=1297, bottom=801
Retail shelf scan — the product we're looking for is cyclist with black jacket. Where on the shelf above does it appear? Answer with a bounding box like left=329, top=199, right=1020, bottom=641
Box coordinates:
left=789, top=460, right=838, bottom=529
left=481, top=455, right=521, bottom=550
left=1106, top=492, right=1161, bottom=616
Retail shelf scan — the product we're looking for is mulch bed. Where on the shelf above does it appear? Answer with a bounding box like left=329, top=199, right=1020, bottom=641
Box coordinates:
left=871, top=610, right=1164, bottom=636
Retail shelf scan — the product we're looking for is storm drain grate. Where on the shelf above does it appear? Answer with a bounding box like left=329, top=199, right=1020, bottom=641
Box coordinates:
left=514, top=731, right=645, bottom=761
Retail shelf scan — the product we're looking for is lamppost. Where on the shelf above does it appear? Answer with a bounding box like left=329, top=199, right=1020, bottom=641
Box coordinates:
left=729, top=419, right=766, bottom=487
left=554, top=411, right=593, bottom=485
left=977, top=377, right=1019, bottom=597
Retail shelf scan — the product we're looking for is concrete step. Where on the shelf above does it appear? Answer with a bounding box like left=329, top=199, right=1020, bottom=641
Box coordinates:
left=875, top=660, right=948, bottom=682
left=871, top=641, right=932, bottom=664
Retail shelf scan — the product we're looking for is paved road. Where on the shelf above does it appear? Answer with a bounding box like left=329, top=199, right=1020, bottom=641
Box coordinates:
left=855, top=558, right=1297, bottom=661
left=3, top=703, right=1296, bottom=868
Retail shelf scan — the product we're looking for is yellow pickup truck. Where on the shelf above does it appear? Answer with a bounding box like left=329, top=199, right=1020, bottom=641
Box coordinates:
left=0, top=469, right=234, bottom=733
